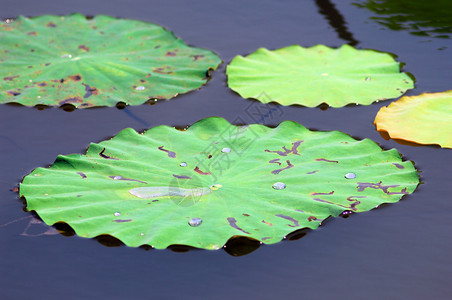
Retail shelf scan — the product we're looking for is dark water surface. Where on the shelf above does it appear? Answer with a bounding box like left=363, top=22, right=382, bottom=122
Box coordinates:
left=1, top=0, right=451, bottom=299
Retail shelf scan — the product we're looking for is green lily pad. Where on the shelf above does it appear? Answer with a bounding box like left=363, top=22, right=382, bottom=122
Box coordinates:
left=354, top=0, right=452, bottom=39
left=226, top=44, right=414, bottom=107
left=375, top=90, right=452, bottom=148
left=20, top=117, right=419, bottom=249
left=0, top=14, right=221, bottom=108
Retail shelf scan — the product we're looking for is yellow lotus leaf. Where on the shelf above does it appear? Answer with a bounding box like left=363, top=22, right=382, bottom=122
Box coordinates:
left=374, top=91, right=452, bottom=148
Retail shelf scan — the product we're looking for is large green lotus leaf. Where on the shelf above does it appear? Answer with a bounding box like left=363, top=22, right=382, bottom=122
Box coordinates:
left=20, top=117, right=419, bottom=249
left=375, top=90, right=452, bottom=148
left=226, top=44, right=414, bottom=107
left=0, top=14, right=221, bottom=108
left=354, top=0, right=452, bottom=38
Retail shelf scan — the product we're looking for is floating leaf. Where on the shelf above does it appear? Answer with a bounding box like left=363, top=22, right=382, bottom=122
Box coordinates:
left=354, top=0, right=452, bottom=39
left=226, top=44, right=414, bottom=107
left=0, top=14, right=221, bottom=108
left=20, top=117, right=419, bottom=249
left=375, top=91, right=452, bottom=148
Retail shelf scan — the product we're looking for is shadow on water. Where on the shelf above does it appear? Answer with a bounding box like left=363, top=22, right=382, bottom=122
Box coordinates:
left=353, top=0, right=452, bottom=38
left=315, top=0, right=359, bottom=46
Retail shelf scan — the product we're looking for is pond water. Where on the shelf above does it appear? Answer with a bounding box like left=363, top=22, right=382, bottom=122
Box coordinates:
left=1, top=0, right=451, bottom=298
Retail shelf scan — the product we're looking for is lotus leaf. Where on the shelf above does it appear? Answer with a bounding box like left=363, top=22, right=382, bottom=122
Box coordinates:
left=0, top=14, right=221, bottom=108
left=375, top=91, right=452, bottom=148
left=354, top=0, right=452, bottom=38
left=226, top=44, right=414, bottom=107
left=20, top=117, right=419, bottom=249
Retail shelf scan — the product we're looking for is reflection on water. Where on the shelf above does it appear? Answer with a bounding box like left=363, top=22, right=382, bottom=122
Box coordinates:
left=354, top=0, right=452, bottom=38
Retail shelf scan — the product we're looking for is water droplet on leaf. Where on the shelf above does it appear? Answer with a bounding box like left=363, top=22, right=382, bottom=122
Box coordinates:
left=113, top=176, right=122, bottom=180
left=180, top=162, right=187, bottom=167
left=189, top=218, right=202, bottom=227
left=365, top=77, right=371, bottom=81
left=114, top=212, right=121, bottom=217
left=136, top=86, right=145, bottom=90
left=272, top=182, right=286, bottom=190
left=345, top=172, right=356, bottom=179
left=221, top=148, right=231, bottom=153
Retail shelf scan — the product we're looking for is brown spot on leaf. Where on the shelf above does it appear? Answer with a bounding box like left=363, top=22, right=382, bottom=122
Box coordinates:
left=271, top=160, right=294, bottom=175
left=269, top=158, right=282, bottom=165
left=227, top=217, right=250, bottom=234
left=313, top=197, right=360, bottom=211
left=262, top=220, right=273, bottom=226
left=82, top=84, right=99, bottom=98
left=173, top=174, right=191, bottom=179
left=59, top=97, right=82, bottom=106
left=265, top=140, right=303, bottom=156
left=311, top=191, right=334, bottom=196
left=153, top=67, right=173, bottom=74
left=27, top=31, right=38, bottom=36
left=308, top=216, right=318, bottom=222
left=393, top=163, right=405, bottom=169
left=46, top=22, right=57, bottom=27
left=315, top=158, right=338, bottom=163
left=45, top=63, right=51, bottom=66
left=99, top=148, right=119, bottom=160
left=190, top=54, right=205, bottom=61
left=194, top=166, right=211, bottom=175
left=38, top=82, right=48, bottom=87
left=68, top=74, right=82, bottom=81
left=78, top=45, right=90, bottom=52
left=275, top=214, right=300, bottom=227
left=158, top=146, right=176, bottom=158
left=243, top=213, right=250, bottom=217
left=3, top=75, right=19, bottom=81
left=145, top=73, right=152, bottom=78
left=306, top=170, right=319, bottom=174
left=357, top=181, right=409, bottom=195
left=77, top=172, right=87, bottom=179
left=1, top=24, right=13, bottom=31
left=108, top=176, right=147, bottom=184
left=7, top=90, right=21, bottom=96
left=165, top=51, right=176, bottom=56
left=346, top=196, right=366, bottom=211
left=113, top=219, right=132, bottom=223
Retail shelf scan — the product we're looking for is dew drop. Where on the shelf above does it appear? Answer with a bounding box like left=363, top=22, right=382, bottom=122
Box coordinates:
left=113, top=176, right=123, bottom=180
left=180, top=162, right=187, bottom=167
left=114, top=212, right=121, bottom=217
left=140, top=233, right=144, bottom=236
left=272, top=182, right=286, bottom=190
left=365, top=77, right=371, bottom=81
left=345, top=172, right=356, bottom=179
left=37, top=96, right=41, bottom=98
left=29, top=80, right=33, bottom=83
left=61, top=54, right=72, bottom=58
left=221, top=148, right=231, bottom=153
left=136, top=86, right=145, bottom=90
left=189, top=218, right=202, bottom=227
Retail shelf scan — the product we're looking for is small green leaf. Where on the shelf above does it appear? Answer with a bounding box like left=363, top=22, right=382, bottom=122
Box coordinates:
left=20, top=117, right=419, bottom=249
left=226, top=44, right=414, bottom=107
left=375, top=90, right=452, bottom=148
left=0, top=14, right=221, bottom=108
